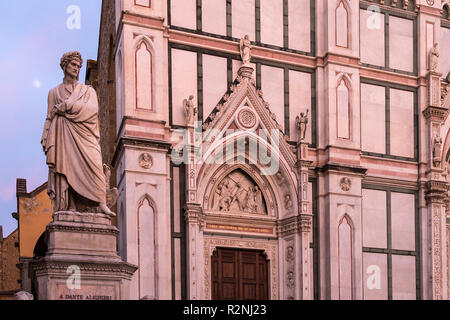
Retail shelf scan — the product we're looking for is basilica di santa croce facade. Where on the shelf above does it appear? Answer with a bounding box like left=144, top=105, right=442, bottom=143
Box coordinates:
left=38, top=0, right=450, bottom=300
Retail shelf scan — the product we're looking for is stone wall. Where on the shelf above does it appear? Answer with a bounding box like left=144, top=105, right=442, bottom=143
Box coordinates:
left=96, top=0, right=116, bottom=169
left=0, top=229, right=20, bottom=293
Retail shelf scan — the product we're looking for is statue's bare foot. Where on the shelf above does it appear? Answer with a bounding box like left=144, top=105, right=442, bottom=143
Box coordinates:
left=99, top=203, right=116, bottom=217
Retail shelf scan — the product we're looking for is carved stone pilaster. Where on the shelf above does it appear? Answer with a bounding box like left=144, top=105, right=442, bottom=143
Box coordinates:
left=298, top=216, right=312, bottom=300
left=184, top=204, right=204, bottom=300
left=425, top=180, right=448, bottom=300
left=296, top=142, right=312, bottom=218
left=185, top=125, right=201, bottom=204
left=284, top=239, right=295, bottom=300
left=431, top=204, right=447, bottom=300
left=277, top=213, right=313, bottom=300
left=445, top=196, right=450, bottom=219
left=428, top=71, right=443, bottom=108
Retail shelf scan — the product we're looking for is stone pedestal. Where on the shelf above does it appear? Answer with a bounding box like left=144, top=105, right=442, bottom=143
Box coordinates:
left=31, top=211, right=137, bottom=300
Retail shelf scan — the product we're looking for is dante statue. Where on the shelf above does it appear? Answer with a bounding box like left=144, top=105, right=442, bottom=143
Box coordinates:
left=183, top=95, right=197, bottom=126
left=296, top=109, right=309, bottom=142
left=41, top=51, right=114, bottom=216
left=240, top=34, right=252, bottom=65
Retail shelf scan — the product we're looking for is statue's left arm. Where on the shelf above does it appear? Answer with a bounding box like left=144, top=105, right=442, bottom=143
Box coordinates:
left=41, top=89, right=55, bottom=150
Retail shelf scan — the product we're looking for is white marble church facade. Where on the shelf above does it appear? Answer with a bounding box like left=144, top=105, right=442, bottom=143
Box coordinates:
left=97, top=0, right=450, bottom=300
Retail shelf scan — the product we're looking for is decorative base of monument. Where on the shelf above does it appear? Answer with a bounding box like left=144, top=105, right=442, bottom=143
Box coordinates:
left=31, top=211, right=137, bottom=300
left=238, top=64, right=254, bottom=78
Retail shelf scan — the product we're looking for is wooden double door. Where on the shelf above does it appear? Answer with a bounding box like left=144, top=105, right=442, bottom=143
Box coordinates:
left=211, top=248, right=269, bottom=300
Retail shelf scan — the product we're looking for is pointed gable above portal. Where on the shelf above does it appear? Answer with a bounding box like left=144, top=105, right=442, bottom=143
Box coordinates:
left=201, top=64, right=297, bottom=169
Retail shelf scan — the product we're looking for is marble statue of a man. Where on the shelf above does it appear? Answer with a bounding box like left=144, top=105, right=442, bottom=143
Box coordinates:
left=296, top=109, right=309, bottom=142
left=41, top=51, right=114, bottom=216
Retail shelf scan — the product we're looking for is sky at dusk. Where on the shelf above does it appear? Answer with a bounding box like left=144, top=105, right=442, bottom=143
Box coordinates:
left=0, top=1, right=102, bottom=236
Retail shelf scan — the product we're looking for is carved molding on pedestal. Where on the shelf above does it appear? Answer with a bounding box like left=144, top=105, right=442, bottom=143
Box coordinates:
left=32, top=260, right=137, bottom=278
left=31, top=210, right=137, bottom=300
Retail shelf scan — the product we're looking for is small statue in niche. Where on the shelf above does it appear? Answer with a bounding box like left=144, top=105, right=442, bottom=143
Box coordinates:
left=275, top=171, right=285, bottom=186
left=430, top=43, right=439, bottom=72
left=240, top=34, right=252, bottom=65
left=286, top=271, right=295, bottom=288
left=183, top=95, right=197, bottom=126
left=296, top=109, right=309, bottom=142
left=284, top=194, right=293, bottom=210
left=432, top=134, right=443, bottom=167
left=286, top=246, right=294, bottom=262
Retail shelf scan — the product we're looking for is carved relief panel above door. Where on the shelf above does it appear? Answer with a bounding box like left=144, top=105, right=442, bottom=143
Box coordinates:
left=211, top=169, right=267, bottom=215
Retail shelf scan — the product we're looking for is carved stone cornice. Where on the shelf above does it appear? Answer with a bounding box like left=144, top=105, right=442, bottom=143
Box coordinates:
left=184, top=203, right=204, bottom=227
left=315, top=163, right=367, bottom=176
left=112, top=135, right=172, bottom=167
left=298, top=214, right=313, bottom=232
left=46, top=224, right=120, bottom=236
left=295, top=159, right=313, bottom=169
left=46, top=211, right=120, bottom=235
left=277, top=214, right=313, bottom=237
left=425, top=180, right=448, bottom=204
left=31, top=258, right=138, bottom=278
left=423, top=106, right=449, bottom=123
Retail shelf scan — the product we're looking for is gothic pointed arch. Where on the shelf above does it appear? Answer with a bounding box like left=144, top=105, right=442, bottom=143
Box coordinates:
left=335, top=0, right=350, bottom=48
left=338, top=214, right=354, bottom=300
left=133, top=35, right=154, bottom=111
left=194, top=66, right=299, bottom=220
left=336, top=73, right=352, bottom=139
left=137, top=194, right=157, bottom=299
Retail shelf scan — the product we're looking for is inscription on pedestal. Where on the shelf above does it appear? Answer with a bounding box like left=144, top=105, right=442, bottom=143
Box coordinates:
left=56, top=284, right=115, bottom=300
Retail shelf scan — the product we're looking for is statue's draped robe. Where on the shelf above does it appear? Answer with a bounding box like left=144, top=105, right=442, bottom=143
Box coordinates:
left=41, top=82, right=106, bottom=211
